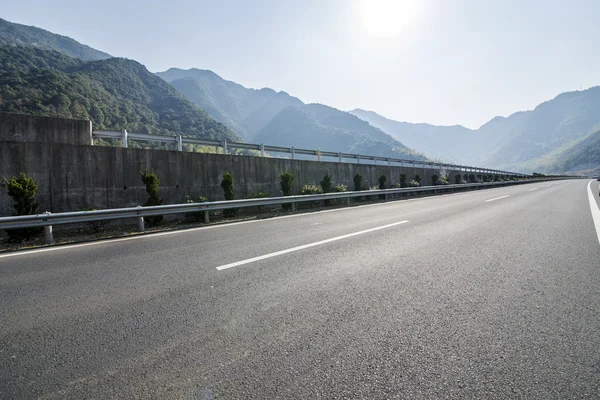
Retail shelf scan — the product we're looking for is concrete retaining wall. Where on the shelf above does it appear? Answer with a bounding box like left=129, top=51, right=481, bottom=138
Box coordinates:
left=0, top=142, right=462, bottom=216
left=0, top=113, right=462, bottom=216
left=0, top=112, right=92, bottom=146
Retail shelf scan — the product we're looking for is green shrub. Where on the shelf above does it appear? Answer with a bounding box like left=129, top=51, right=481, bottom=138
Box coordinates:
left=439, top=175, right=449, bottom=185
left=353, top=173, right=363, bottom=192
left=221, top=171, right=237, bottom=218
left=455, top=175, right=464, bottom=184
left=333, top=183, right=348, bottom=192
left=280, top=172, right=294, bottom=210
left=247, top=192, right=269, bottom=199
left=301, top=184, right=323, bottom=195
left=408, top=180, right=420, bottom=187
left=476, top=174, right=483, bottom=183
left=468, top=174, right=476, bottom=183
left=414, top=175, right=422, bottom=184
left=301, top=184, right=323, bottom=207
left=431, top=174, right=439, bottom=185
left=321, top=172, right=332, bottom=205
left=493, top=174, right=500, bottom=182
left=3, top=172, right=42, bottom=241
left=184, top=195, right=209, bottom=222
left=326, top=184, right=348, bottom=205
left=399, top=173, right=407, bottom=188
left=320, top=172, right=332, bottom=193
left=141, top=169, right=163, bottom=226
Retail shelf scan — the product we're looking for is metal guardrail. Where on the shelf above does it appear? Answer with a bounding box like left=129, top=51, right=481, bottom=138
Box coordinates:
left=0, top=178, right=563, bottom=245
left=92, top=130, right=526, bottom=176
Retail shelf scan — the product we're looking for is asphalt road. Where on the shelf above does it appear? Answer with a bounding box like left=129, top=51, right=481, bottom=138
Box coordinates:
left=1, top=179, right=599, bottom=399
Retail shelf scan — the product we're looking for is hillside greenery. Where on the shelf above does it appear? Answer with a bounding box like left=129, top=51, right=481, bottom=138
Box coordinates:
left=0, top=18, right=111, bottom=61
left=520, top=130, right=600, bottom=173
left=0, top=46, right=238, bottom=142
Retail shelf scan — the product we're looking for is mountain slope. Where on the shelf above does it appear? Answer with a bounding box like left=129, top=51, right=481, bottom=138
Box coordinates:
left=157, top=68, right=303, bottom=139
left=159, top=68, right=423, bottom=159
left=349, top=109, right=476, bottom=163
left=0, top=46, right=238, bottom=141
left=0, top=18, right=111, bottom=61
left=485, top=87, right=600, bottom=170
left=519, top=130, right=600, bottom=174
left=254, top=106, right=425, bottom=160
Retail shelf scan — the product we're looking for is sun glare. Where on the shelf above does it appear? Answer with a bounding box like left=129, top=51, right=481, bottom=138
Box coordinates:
left=358, top=0, right=419, bottom=39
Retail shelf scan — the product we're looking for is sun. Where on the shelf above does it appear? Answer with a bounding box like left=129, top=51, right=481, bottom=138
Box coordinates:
left=357, top=0, right=420, bottom=39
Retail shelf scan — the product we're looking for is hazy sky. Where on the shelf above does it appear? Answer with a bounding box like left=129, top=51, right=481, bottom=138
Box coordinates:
left=4, top=0, right=600, bottom=128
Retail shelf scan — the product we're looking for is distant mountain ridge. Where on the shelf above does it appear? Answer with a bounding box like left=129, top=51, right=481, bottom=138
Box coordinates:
left=352, top=86, right=600, bottom=173
left=158, top=68, right=425, bottom=161
left=0, top=18, right=111, bottom=61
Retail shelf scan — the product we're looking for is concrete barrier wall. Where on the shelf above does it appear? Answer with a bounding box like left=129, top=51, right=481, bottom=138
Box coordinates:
left=0, top=112, right=92, bottom=146
left=0, top=112, right=467, bottom=216
left=0, top=141, right=461, bottom=216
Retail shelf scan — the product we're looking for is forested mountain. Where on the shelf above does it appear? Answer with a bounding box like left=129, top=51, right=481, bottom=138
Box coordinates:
left=484, top=87, right=600, bottom=170
left=0, top=46, right=238, bottom=141
left=352, top=86, right=600, bottom=173
left=0, top=18, right=111, bottom=61
left=158, top=68, right=423, bottom=160
left=157, top=68, right=303, bottom=139
left=254, top=106, right=425, bottom=160
left=519, top=130, right=600, bottom=174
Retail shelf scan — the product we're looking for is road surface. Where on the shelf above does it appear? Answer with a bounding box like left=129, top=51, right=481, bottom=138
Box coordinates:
left=1, top=179, right=599, bottom=399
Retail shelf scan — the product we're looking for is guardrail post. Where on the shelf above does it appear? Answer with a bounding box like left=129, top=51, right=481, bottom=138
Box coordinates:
left=43, top=211, right=53, bottom=244
left=338, top=152, right=342, bottom=163
left=317, top=151, right=321, bottom=162
left=177, top=135, right=183, bottom=151
left=137, top=206, right=145, bottom=232
left=260, top=144, right=265, bottom=157
left=387, top=158, right=391, bottom=167
left=121, top=129, right=128, bottom=148
left=222, top=139, right=228, bottom=154
left=373, top=156, right=376, bottom=165
left=204, top=211, right=209, bottom=224
left=347, top=197, right=351, bottom=205
left=357, top=154, right=360, bottom=164
left=291, top=202, right=296, bottom=211
left=291, top=147, right=295, bottom=160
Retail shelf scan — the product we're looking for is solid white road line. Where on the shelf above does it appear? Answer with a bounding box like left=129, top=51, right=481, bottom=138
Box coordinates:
left=587, top=181, right=600, bottom=245
left=528, top=188, right=538, bottom=192
left=216, top=220, right=409, bottom=271
left=485, top=195, right=510, bottom=202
